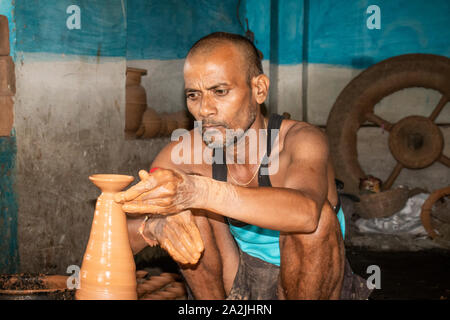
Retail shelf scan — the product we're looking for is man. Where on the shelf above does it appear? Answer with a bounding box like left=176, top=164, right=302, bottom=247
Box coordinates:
left=120, top=32, right=370, bottom=300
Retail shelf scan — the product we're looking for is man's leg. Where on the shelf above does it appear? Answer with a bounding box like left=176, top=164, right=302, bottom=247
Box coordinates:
left=279, top=202, right=345, bottom=299
left=180, top=209, right=239, bottom=299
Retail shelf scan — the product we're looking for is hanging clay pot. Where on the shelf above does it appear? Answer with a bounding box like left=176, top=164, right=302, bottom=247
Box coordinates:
left=125, top=67, right=148, bottom=133
left=76, top=174, right=137, bottom=300
left=135, top=107, right=161, bottom=139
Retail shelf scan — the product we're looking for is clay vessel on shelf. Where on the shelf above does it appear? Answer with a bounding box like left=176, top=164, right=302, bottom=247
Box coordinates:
left=125, top=67, right=148, bottom=133
left=158, top=112, right=169, bottom=137
left=135, top=107, right=161, bottom=139
left=76, top=174, right=137, bottom=300
left=173, top=110, right=192, bottom=130
left=166, top=115, right=178, bottom=136
left=0, top=15, right=10, bottom=56
left=159, top=112, right=178, bottom=137
left=0, top=96, right=13, bottom=137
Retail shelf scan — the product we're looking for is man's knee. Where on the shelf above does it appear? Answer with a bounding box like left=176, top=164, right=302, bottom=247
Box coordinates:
left=278, top=202, right=345, bottom=299
left=280, top=201, right=342, bottom=249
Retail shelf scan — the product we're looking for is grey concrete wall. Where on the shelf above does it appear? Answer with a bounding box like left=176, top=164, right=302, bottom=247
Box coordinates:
left=15, top=54, right=169, bottom=274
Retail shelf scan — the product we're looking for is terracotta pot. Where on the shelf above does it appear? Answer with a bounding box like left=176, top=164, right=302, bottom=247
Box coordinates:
left=0, top=56, right=15, bottom=96
left=0, top=15, right=10, bottom=56
left=125, top=67, right=147, bottom=133
left=76, top=174, right=137, bottom=300
left=172, top=110, right=191, bottom=130
left=0, top=96, right=13, bottom=137
left=136, top=108, right=161, bottom=139
left=158, top=112, right=169, bottom=137
left=164, top=113, right=178, bottom=136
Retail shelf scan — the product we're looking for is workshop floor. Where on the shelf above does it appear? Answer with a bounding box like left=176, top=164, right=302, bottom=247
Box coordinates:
left=346, top=247, right=450, bottom=300
left=136, top=243, right=450, bottom=300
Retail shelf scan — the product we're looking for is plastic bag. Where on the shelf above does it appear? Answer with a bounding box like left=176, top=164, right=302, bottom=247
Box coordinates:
left=355, top=193, right=429, bottom=235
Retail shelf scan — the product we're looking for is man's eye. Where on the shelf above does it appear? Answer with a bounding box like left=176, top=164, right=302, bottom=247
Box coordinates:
left=186, top=92, right=199, bottom=100
left=215, top=89, right=228, bottom=96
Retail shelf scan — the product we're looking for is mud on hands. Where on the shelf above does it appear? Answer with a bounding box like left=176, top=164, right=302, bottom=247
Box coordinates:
left=114, top=168, right=197, bottom=214
left=115, top=169, right=204, bottom=265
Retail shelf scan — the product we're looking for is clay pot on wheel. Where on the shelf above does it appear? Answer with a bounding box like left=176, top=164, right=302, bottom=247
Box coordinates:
left=76, top=174, right=137, bottom=300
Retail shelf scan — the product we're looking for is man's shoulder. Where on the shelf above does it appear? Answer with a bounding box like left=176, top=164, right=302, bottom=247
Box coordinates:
left=281, top=119, right=329, bottom=154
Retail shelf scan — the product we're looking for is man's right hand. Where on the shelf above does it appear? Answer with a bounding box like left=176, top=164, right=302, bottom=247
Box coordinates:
left=143, top=210, right=204, bottom=265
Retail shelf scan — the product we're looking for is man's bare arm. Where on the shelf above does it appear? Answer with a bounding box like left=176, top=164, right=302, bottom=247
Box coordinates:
left=120, top=124, right=330, bottom=233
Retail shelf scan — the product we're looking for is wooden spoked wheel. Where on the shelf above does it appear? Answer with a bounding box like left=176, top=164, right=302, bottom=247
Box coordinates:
left=326, top=54, right=450, bottom=195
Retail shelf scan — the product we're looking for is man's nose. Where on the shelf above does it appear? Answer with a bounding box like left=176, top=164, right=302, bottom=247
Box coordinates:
left=199, top=94, right=217, bottom=118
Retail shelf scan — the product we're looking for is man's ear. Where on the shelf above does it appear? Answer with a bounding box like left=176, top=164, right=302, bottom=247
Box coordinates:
left=251, top=74, right=270, bottom=104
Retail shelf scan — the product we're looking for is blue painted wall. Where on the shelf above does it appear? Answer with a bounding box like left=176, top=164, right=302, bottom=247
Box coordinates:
left=0, top=1, right=19, bottom=273
left=12, top=0, right=450, bottom=66
left=306, top=0, right=450, bottom=68
left=126, top=0, right=244, bottom=60
left=126, top=0, right=450, bottom=67
left=0, top=132, right=19, bottom=273
left=15, top=0, right=126, bottom=57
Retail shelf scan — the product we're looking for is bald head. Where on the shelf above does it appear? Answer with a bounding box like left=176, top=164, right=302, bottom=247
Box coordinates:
left=186, top=32, right=263, bottom=86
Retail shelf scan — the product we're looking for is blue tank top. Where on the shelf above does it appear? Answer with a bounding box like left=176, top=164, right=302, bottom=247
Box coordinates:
left=228, top=207, right=346, bottom=266
left=212, top=114, right=346, bottom=266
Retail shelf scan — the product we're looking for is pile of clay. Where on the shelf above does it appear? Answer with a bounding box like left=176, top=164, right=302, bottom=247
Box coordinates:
left=0, top=273, right=75, bottom=300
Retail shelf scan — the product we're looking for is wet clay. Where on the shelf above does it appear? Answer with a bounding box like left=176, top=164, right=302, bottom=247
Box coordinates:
left=76, top=174, right=137, bottom=300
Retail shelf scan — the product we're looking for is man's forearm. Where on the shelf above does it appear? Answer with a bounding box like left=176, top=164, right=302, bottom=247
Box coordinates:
left=191, top=175, right=320, bottom=233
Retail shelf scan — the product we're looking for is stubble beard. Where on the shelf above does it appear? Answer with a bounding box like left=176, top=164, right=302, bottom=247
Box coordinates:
left=202, top=100, right=257, bottom=150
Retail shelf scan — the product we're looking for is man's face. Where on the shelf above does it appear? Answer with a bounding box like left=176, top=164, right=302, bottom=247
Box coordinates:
left=183, top=44, right=258, bottom=148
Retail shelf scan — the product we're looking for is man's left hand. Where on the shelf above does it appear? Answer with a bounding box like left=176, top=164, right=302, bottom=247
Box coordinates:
left=115, top=168, right=199, bottom=215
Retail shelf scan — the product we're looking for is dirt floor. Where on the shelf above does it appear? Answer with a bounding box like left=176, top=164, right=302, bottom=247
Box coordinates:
left=346, top=247, right=450, bottom=300
left=136, top=233, right=450, bottom=300
left=340, top=195, right=450, bottom=299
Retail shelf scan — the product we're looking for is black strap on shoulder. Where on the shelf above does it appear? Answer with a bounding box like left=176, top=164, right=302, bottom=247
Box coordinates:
left=211, top=113, right=284, bottom=185
left=212, top=147, right=227, bottom=182
left=258, top=113, right=284, bottom=187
